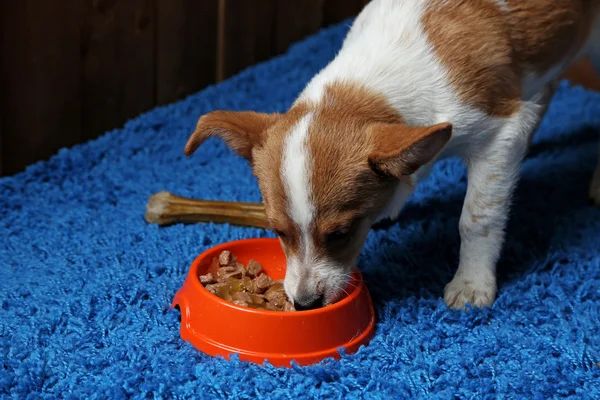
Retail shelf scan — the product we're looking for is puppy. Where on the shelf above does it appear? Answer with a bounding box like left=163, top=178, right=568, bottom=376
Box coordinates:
left=185, top=0, right=600, bottom=310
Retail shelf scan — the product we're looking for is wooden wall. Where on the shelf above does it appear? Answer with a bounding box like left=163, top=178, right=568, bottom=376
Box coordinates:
left=2, top=1, right=598, bottom=177
left=0, top=0, right=369, bottom=176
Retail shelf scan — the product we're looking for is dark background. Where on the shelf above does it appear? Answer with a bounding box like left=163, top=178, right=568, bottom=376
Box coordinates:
left=0, top=0, right=369, bottom=176
left=1, top=0, right=597, bottom=176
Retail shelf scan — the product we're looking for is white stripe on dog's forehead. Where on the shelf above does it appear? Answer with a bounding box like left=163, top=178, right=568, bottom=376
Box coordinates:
left=281, top=113, right=314, bottom=231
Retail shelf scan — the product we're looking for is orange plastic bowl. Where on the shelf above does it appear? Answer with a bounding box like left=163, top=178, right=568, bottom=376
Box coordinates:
left=171, top=238, right=375, bottom=367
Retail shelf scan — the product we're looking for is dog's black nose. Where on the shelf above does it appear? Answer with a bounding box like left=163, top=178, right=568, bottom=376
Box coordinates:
left=294, top=296, right=324, bottom=311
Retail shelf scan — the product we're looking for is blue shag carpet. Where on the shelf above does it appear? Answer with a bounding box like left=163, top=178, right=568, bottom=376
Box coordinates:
left=1, top=21, right=600, bottom=399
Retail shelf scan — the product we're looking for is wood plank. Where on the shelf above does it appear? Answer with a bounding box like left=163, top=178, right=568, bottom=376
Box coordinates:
left=81, top=0, right=155, bottom=141
left=217, top=0, right=277, bottom=81
left=274, top=0, right=324, bottom=55
left=322, top=0, right=367, bottom=26
left=0, top=0, right=84, bottom=176
left=156, top=0, right=219, bottom=105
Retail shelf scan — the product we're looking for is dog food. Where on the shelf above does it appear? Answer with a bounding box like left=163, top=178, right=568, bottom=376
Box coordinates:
left=199, top=250, right=295, bottom=312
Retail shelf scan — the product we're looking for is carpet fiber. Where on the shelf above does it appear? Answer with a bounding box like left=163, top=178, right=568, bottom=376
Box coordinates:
left=1, top=21, right=600, bottom=399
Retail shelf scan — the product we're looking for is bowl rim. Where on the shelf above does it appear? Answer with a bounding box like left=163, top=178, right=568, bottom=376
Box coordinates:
left=189, top=238, right=363, bottom=317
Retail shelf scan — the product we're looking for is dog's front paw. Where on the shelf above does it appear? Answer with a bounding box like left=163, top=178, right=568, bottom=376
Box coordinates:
left=444, top=276, right=496, bottom=310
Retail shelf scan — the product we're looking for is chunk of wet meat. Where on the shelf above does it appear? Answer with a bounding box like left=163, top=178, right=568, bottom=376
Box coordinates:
left=232, top=291, right=252, bottom=307
left=264, top=282, right=288, bottom=306
left=216, top=263, right=244, bottom=281
left=199, top=272, right=216, bottom=285
left=245, top=260, right=263, bottom=278
left=199, top=250, right=294, bottom=311
left=250, top=294, right=265, bottom=305
left=218, top=250, right=235, bottom=266
left=264, top=302, right=280, bottom=311
left=232, top=291, right=253, bottom=304
left=264, top=281, right=284, bottom=296
left=253, top=274, right=273, bottom=294
left=204, top=282, right=232, bottom=302
left=267, top=292, right=288, bottom=307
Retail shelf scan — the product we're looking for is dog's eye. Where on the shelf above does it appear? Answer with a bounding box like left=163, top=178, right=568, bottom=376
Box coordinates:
left=326, top=230, right=350, bottom=247
left=274, top=229, right=287, bottom=241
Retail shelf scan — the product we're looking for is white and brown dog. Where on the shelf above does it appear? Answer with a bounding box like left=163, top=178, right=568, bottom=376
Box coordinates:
left=184, top=0, right=600, bottom=310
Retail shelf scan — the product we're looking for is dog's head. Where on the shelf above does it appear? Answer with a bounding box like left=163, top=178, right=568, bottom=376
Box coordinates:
left=185, top=83, right=451, bottom=310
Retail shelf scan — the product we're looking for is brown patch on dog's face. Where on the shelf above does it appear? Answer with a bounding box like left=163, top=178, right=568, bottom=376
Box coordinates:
left=305, top=84, right=406, bottom=265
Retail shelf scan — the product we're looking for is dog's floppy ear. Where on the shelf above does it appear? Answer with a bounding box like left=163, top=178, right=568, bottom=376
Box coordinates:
left=367, top=122, right=452, bottom=178
left=184, top=110, right=280, bottom=161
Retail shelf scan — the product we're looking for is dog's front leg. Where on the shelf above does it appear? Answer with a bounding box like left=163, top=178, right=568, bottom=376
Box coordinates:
left=444, top=102, right=546, bottom=309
